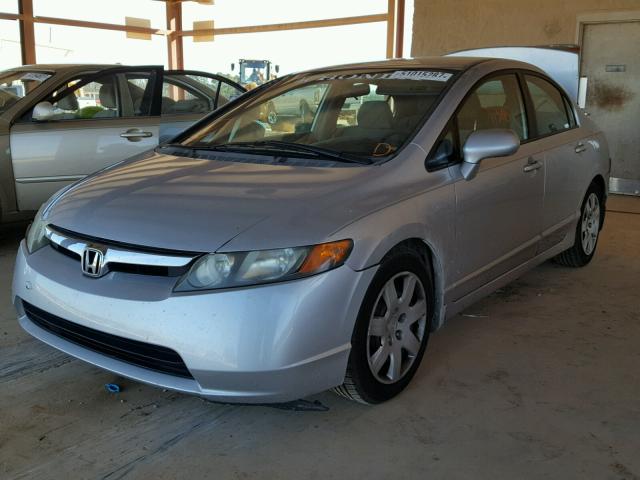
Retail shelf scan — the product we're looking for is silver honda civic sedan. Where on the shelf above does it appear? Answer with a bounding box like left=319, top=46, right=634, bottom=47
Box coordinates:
left=13, top=57, right=609, bottom=404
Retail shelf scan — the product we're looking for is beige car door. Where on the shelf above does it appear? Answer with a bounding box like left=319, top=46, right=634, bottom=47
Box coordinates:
left=9, top=67, right=162, bottom=211
left=159, top=71, right=245, bottom=143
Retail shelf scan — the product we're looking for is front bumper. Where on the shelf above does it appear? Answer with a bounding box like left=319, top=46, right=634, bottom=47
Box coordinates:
left=13, top=242, right=376, bottom=403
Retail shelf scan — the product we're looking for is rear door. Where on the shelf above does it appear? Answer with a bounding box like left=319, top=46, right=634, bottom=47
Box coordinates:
left=522, top=72, right=589, bottom=252
left=160, top=71, right=245, bottom=142
left=9, top=66, right=163, bottom=211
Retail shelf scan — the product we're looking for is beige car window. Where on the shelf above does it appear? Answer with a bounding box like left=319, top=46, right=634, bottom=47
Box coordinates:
left=217, top=81, right=244, bottom=107
left=51, top=75, right=120, bottom=120
left=161, top=77, right=212, bottom=116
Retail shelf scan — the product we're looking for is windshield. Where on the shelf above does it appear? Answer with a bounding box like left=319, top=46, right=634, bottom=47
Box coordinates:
left=180, top=69, right=455, bottom=161
left=0, top=70, right=52, bottom=114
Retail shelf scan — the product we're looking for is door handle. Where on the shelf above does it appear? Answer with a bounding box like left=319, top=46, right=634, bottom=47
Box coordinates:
left=523, top=158, right=542, bottom=173
left=120, top=129, right=153, bottom=142
left=574, top=142, right=587, bottom=153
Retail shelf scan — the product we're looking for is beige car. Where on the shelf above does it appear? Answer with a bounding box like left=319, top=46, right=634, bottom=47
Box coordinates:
left=0, top=64, right=244, bottom=221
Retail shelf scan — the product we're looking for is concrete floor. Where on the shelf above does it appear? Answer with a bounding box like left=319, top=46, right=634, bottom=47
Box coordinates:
left=1, top=195, right=639, bottom=480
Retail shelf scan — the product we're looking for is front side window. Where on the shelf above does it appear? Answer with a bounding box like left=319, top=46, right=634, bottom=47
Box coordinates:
left=37, top=70, right=156, bottom=121
left=181, top=69, right=455, bottom=160
left=0, top=70, right=51, bottom=114
left=456, top=74, right=528, bottom=146
left=525, top=75, right=572, bottom=136
left=427, top=121, right=457, bottom=170
left=49, top=74, right=120, bottom=119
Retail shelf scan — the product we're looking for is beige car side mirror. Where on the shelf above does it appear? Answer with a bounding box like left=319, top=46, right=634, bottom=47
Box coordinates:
left=32, top=101, right=56, bottom=122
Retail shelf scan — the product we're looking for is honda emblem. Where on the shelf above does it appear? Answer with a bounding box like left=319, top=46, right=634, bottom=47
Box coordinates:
left=81, top=247, right=106, bottom=278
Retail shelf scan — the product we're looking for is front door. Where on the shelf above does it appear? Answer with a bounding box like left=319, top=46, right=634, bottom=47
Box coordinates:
left=9, top=66, right=163, bottom=211
left=449, top=73, right=544, bottom=300
left=581, top=20, right=640, bottom=195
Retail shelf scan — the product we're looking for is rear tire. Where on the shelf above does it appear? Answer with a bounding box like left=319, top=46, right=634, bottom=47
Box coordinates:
left=334, top=245, right=434, bottom=404
left=554, top=183, right=604, bottom=267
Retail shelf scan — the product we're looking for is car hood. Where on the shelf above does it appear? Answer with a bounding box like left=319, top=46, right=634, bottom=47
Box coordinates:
left=44, top=151, right=391, bottom=253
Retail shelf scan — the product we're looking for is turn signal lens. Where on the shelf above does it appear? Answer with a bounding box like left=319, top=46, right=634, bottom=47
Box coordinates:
left=298, top=240, right=353, bottom=274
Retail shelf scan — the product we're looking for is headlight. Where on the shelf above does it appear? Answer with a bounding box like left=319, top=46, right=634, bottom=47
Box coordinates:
left=25, top=205, right=48, bottom=254
left=174, top=239, right=353, bottom=292
left=25, top=183, right=75, bottom=254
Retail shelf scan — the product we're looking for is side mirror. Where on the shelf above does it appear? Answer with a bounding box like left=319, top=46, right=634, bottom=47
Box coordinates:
left=32, top=101, right=55, bottom=122
left=460, top=129, right=520, bottom=180
left=230, top=63, right=235, bottom=71
left=275, top=65, right=280, bottom=74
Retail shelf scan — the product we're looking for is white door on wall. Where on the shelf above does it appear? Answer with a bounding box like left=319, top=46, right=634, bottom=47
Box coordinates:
left=580, top=20, right=640, bottom=196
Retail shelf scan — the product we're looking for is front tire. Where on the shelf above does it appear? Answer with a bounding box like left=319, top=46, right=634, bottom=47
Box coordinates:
left=334, top=247, right=434, bottom=404
left=554, top=183, right=604, bottom=267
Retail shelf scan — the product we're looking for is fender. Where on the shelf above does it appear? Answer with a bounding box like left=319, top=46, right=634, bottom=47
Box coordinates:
left=336, top=181, right=456, bottom=330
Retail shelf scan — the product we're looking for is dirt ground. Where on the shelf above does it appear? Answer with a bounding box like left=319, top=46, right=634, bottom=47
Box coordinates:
left=1, top=195, right=638, bottom=480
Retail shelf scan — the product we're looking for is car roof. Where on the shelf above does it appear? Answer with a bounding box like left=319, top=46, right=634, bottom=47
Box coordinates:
left=3, top=64, right=143, bottom=75
left=6, top=57, right=541, bottom=77
left=296, top=56, right=543, bottom=76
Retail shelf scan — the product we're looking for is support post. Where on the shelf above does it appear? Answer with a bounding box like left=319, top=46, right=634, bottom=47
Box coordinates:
left=395, top=0, right=405, bottom=58
left=166, top=0, right=184, bottom=70
left=18, top=0, right=36, bottom=65
left=386, top=0, right=396, bottom=58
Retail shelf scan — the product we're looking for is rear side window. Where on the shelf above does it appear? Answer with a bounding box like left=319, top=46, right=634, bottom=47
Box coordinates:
left=217, top=81, right=244, bottom=107
left=525, top=75, right=573, bottom=136
left=456, top=74, right=528, bottom=145
left=563, top=96, right=577, bottom=128
left=162, top=76, right=215, bottom=116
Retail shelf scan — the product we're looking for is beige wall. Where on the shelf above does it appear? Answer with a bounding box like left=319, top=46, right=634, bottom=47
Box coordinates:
left=411, top=0, right=640, bottom=56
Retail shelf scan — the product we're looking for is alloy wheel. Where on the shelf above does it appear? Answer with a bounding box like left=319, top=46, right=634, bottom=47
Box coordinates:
left=581, top=192, right=600, bottom=255
left=366, top=272, right=428, bottom=384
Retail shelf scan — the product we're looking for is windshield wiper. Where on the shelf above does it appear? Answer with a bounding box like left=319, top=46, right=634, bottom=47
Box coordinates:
left=190, top=140, right=373, bottom=165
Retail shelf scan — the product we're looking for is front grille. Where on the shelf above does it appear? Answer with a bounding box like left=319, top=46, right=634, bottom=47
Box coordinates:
left=50, top=241, right=81, bottom=261
left=46, top=225, right=197, bottom=278
left=51, top=225, right=202, bottom=256
left=22, top=301, right=193, bottom=379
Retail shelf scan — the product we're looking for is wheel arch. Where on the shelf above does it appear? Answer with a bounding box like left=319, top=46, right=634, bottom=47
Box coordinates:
left=591, top=174, right=606, bottom=196
left=370, top=236, right=447, bottom=332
